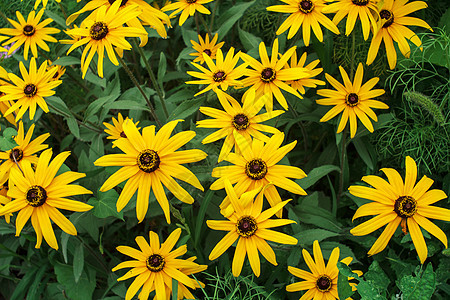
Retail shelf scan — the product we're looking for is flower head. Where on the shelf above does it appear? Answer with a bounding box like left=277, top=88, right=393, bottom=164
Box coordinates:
left=190, top=33, right=225, bottom=64
left=46, top=59, right=66, bottom=81
left=103, top=112, right=140, bottom=141
left=162, top=0, right=214, bottom=26
left=112, top=228, right=207, bottom=300
left=0, top=149, right=93, bottom=250
left=208, top=182, right=297, bottom=277
left=287, top=50, right=325, bottom=94
left=0, top=184, right=12, bottom=223
left=350, top=156, right=450, bottom=264
left=316, top=63, right=388, bottom=138
left=0, top=9, right=59, bottom=60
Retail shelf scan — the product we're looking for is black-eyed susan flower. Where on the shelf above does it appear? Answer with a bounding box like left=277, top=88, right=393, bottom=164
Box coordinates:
left=46, top=59, right=66, bottom=81
left=65, top=1, right=148, bottom=78
left=322, top=0, right=379, bottom=40
left=240, top=38, right=310, bottom=111
left=286, top=240, right=362, bottom=299
left=350, top=156, right=450, bottom=264
left=0, top=58, right=61, bottom=121
left=0, top=122, right=49, bottom=185
left=316, top=63, right=387, bottom=138
left=186, top=47, right=247, bottom=96
left=112, top=228, right=206, bottom=300
left=0, top=9, right=59, bottom=60
left=103, top=113, right=140, bottom=141
left=208, top=182, right=297, bottom=277
left=197, top=89, right=283, bottom=162
left=287, top=50, right=325, bottom=95
left=211, top=132, right=307, bottom=217
left=94, top=120, right=207, bottom=223
left=0, top=149, right=93, bottom=250
left=66, top=0, right=171, bottom=44
left=267, top=0, right=340, bottom=46
left=162, top=0, right=214, bottom=26
left=366, top=0, right=432, bottom=69
left=190, top=33, right=224, bottom=64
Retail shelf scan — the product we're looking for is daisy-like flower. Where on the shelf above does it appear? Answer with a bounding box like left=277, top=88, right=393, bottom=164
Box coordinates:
left=0, top=184, right=12, bottom=223
left=350, top=156, right=450, bottom=264
left=103, top=113, right=140, bottom=141
left=0, top=9, right=59, bottom=60
left=240, top=38, right=310, bottom=111
left=0, top=78, right=18, bottom=126
left=0, top=122, right=49, bottom=185
left=112, top=228, right=207, bottom=300
left=94, top=120, right=207, bottom=223
left=287, top=50, right=325, bottom=95
left=366, top=0, right=432, bottom=69
left=211, top=132, right=307, bottom=217
left=190, top=33, right=225, bottom=64
left=197, top=89, right=284, bottom=162
left=267, top=0, right=340, bottom=46
left=32, top=0, right=82, bottom=9
left=322, top=0, right=379, bottom=40
left=0, top=149, right=93, bottom=250
left=46, top=59, right=66, bottom=81
left=208, top=182, right=297, bottom=277
left=286, top=240, right=362, bottom=299
left=186, top=47, right=247, bottom=96
left=66, top=0, right=171, bottom=45
left=316, top=63, right=388, bottom=138
left=65, top=1, right=148, bottom=78
left=0, top=58, right=61, bottom=121
left=162, top=0, right=214, bottom=26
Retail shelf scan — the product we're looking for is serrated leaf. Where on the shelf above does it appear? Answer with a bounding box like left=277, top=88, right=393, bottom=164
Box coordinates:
left=364, top=261, right=389, bottom=294
left=397, top=263, right=436, bottom=300
left=73, top=243, right=84, bottom=283
left=338, top=272, right=354, bottom=300
left=296, top=165, right=340, bottom=189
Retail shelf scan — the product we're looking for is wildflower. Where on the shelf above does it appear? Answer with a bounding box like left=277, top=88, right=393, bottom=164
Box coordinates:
left=103, top=113, right=140, bottom=141
left=316, top=63, right=387, bottom=138
left=162, top=0, right=214, bottom=26
left=0, top=184, right=12, bottom=223
left=287, top=50, right=325, bottom=94
left=0, top=149, right=93, bottom=250
left=208, top=182, right=297, bottom=277
left=190, top=33, right=224, bottom=64
left=46, top=59, right=66, bottom=81
left=350, top=156, right=450, bottom=263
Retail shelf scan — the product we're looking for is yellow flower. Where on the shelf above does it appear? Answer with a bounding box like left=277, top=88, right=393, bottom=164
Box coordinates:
left=240, top=38, right=310, bottom=111
left=66, top=0, right=171, bottom=44
left=197, top=89, right=283, bottom=162
left=0, top=9, right=59, bottom=60
left=0, top=184, right=12, bottom=223
left=32, top=0, right=82, bottom=9
left=322, top=0, right=379, bottom=40
left=94, top=120, right=207, bottom=223
left=65, top=1, right=148, bottom=78
left=190, top=33, right=225, bottom=64
left=186, top=47, right=247, bottom=96
left=46, top=59, right=66, bottom=81
left=208, top=182, right=297, bottom=277
left=350, top=156, right=450, bottom=264
left=287, top=50, right=325, bottom=95
left=162, top=0, right=214, bottom=26
left=0, top=149, right=93, bottom=250
left=112, top=228, right=206, bottom=300
left=211, top=132, right=307, bottom=217
left=366, top=0, right=432, bottom=69
left=316, top=63, right=388, bottom=138
left=0, top=58, right=62, bottom=121
left=103, top=112, right=140, bottom=141
left=286, top=240, right=362, bottom=299
left=0, top=122, right=50, bottom=184
left=0, top=79, right=18, bottom=126
left=267, top=0, right=340, bottom=46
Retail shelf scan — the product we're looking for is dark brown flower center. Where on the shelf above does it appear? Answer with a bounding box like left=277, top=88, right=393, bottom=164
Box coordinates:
left=203, top=49, right=212, bottom=56
left=186, top=0, right=197, bottom=3
left=24, top=84, right=37, bottom=97
left=345, top=93, right=359, bottom=106
left=90, top=22, right=109, bottom=40
left=23, top=25, right=35, bottom=36
left=120, top=131, right=127, bottom=138
left=394, top=196, right=417, bottom=218
left=53, top=72, right=59, bottom=79
left=380, top=10, right=394, bottom=28
left=245, top=158, right=268, bottom=180
left=236, top=216, right=258, bottom=238
left=26, top=185, right=47, bottom=207
left=232, top=114, right=250, bottom=130
left=261, top=67, right=276, bottom=82
left=9, top=148, right=23, bottom=162
left=299, top=0, right=315, bottom=13
left=137, top=149, right=160, bottom=173
left=316, top=275, right=332, bottom=292
left=213, top=71, right=227, bottom=82
left=351, top=0, right=369, bottom=6
left=108, top=0, right=129, bottom=6
left=146, top=254, right=165, bottom=272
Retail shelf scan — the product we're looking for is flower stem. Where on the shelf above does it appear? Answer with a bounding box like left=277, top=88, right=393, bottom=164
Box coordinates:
left=350, top=32, right=356, bottom=79
left=198, top=13, right=212, bottom=38
left=336, top=129, right=348, bottom=205
left=46, top=102, right=104, bottom=134
left=117, top=54, right=162, bottom=127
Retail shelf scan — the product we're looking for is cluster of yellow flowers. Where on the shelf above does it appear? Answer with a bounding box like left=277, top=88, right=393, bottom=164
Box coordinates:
left=0, top=0, right=448, bottom=299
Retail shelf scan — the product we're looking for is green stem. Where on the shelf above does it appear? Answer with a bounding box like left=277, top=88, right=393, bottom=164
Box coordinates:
left=336, top=129, right=347, bottom=205
left=58, top=3, right=68, bottom=20
left=117, top=54, right=162, bottom=127
left=350, top=32, right=356, bottom=79
left=75, top=236, right=109, bottom=274
left=209, top=0, right=220, bottom=31
left=198, top=13, right=212, bottom=38
left=47, top=102, right=103, bottom=133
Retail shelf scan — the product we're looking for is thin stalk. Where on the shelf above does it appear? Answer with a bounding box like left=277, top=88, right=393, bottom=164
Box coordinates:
left=198, top=13, right=212, bottom=38
left=75, top=236, right=109, bottom=274
left=209, top=0, right=220, bottom=31
left=47, top=102, right=104, bottom=133
left=336, top=129, right=347, bottom=205
left=117, top=54, right=162, bottom=127
left=194, top=13, right=201, bottom=35
left=350, top=32, right=356, bottom=78
left=58, top=3, right=68, bottom=20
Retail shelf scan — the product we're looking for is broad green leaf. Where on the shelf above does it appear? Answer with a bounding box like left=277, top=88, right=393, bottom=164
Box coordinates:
left=26, top=265, right=47, bottom=300
left=438, top=7, right=450, bottom=31
left=168, top=96, right=206, bottom=121
left=397, top=264, right=436, bottom=300
left=66, top=116, right=80, bottom=139
left=217, top=1, right=256, bottom=39
left=73, top=243, right=84, bottom=283
left=52, top=56, right=81, bottom=66
left=353, top=137, right=375, bottom=170
left=238, top=27, right=262, bottom=51
left=10, top=266, right=38, bottom=300
left=364, top=261, right=390, bottom=294
left=337, top=272, right=354, bottom=300
left=88, top=190, right=124, bottom=220
left=54, top=263, right=96, bottom=300
left=44, top=10, right=66, bottom=28
left=296, top=165, right=340, bottom=189
left=294, top=229, right=340, bottom=247
left=61, top=232, right=70, bottom=264
left=158, top=52, right=167, bottom=88
left=46, top=96, right=71, bottom=118
left=0, top=127, right=18, bottom=151
left=85, top=94, right=120, bottom=119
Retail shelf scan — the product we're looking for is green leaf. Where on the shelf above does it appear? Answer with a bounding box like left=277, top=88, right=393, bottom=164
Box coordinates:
left=296, top=165, right=340, bottom=189
left=0, top=127, right=18, bottom=151
left=238, top=27, right=262, bottom=52
left=353, top=137, right=375, bottom=170
left=66, top=117, right=80, bottom=139
left=158, top=52, right=167, bottom=88
left=85, top=94, right=120, bottom=119
left=88, top=190, right=124, bottom=220
left=54, top=263, right=96, bottom=300
left=73, top=243, right=84, bottom=283
left=364, top=261, right=389, bottom=294
left=52, top=56, right=81, bottom=66
left=106, top=100, right=150, bottom=111
left=397, top=264, right=436, bottom=300
left=194, top=190, right=214, bottom=247
left=26, top=265, right=47, bottom=300
left=438, top=7, right=450, bottom=32
left=337, top=271, right=354, bottom=300
left=44, top=10, right=66, bottom=28
left=168, top=96, right=205, bottom=121
left=217, top=1, right=256, bottom=39
left=10, top=266, right=38, bottom=300
left=294, top=229, right=340, bottom=247
left=46, top=96, right=71, bottom=118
